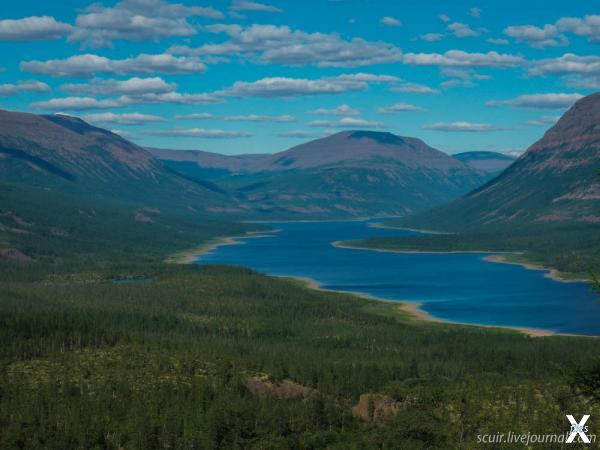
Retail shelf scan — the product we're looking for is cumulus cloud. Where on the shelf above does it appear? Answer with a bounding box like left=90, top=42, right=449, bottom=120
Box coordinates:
left=217, top=73, right=396, bottom=98
left=487, top=93, right=583, bottom=109
left=61, top=77, right=176, bottom=95
left=381, top=16, right=401, bottom=27
left=277, top=130, right=328, bottom=139
left=447, top=22, right=480, bottom=38
left=440, top=68, right=491, bottom=88
left=525, top=115, right=561, bottom=126
left=377, top=102, right=424, bottom=114
left=470, top=7, right=481, bottom=18
left=0, top=16, right=72, bottom=41
left=486, top=37, right=509, bottom=45
left=420, top=33, right=443, bottom=42
left=81, top=112, right=166, bottom=124
left=504, top=15, right=600, bottom=49
left=0, top=80, right=51, bottom=96
left=230, top=0, right=282, bottom=13
left=422, top=121, right=498, bottom=132
left=402, top=50, right=523, bottom=68
left=69, top=0, right=223, bottom=47
left=310, top=104, right=360, bottom=116
left=145, top=128, right=253, bottom=138
left=391, top=82, right=440, bottom=94
left=439, top=14, right=451, bottom=23
left=556, top=15, right=600, bottom=43
left=309, top=117, right=388, bottom=129
left=565, top=75, right=600, bottom=89
left=168, top=24, right=402, bottom=67
left=174, top=112, right=295, bottom=122
left=223, top=114, right=294, bottom=122
left=31, top=96, right=122, bottom=110
left=504, top=24, right=567, bottom=48
left=529, top=54, right=600, bottom=76
left=21, top=53, right=206, bottom=78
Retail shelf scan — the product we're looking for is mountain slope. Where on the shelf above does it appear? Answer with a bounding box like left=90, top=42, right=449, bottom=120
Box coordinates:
left=152, top=131, right=488, bottom=218
left=0, top=110, right=227, bottom=211
left=453, top=151, right=516, bottom=177
left=398, top=92, right=600, bottom=230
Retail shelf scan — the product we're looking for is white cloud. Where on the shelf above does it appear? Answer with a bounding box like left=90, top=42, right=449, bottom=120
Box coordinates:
left=310, top=104, right=360, bottom=116
left=447, top=22, right=480, bottom=38
left=120, top=92, right=219, bottom=105
left=470, top=7, right=481, bottom=18
left=556, top=15, right=600, bottom=43
left=402, top=50, right=523, bottom=68
left=391, top=82, right=440, bottom=94
left=309, top=117, right=388, bottom=129
left=0, top=16, right=72, bottom=41
left=381, top=16, right=401, bottom=27
left=223, top=114, right=294, bottom=122
left=21, top=53, right=206, bottom=78
left=423, top=121, right=498, bottom=132
left=439, top=14, right=451, bottom=23
left=277, top=130, right=327, bottom=139
left=69, top=0, right=223, bottom=47
left=487, top=93, right=583, bottom=109
left=0, top=80, right=51, bottom=96
left=529, top=54, right=600, bottom=76
left=169, top=24, right=402, bottom=67
left=377, top=102, right=424, bottom=114
left=146, top=128, right=253, bottom=138
left=525, top=115, right=561, bottom=126
left=486, top=37, right=509, bottom=45
left=31, top=97, right=122, bottom=110
left=82, top=112, right=165, bottom=124
left=217, top=73, right=396, bottom=98
left=420, top=33, right=443, bottom=42
left=174, top=113, right=295, bottom=122
left=565, top=75, right=600, bottom=89
left=61, top=77, right=176, bottom=95
left=504, top=24, right=567, bottom=48
left=230, top=0, right=282, bottom=13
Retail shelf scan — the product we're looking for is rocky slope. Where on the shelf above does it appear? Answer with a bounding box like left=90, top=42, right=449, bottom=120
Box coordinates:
left=399, top=92, right=600, bottom=230
left=0, top=110, right=227, bottom=211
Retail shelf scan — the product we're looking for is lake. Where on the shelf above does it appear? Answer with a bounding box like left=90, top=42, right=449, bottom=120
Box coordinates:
left=194, top=219, right=600, bottom=336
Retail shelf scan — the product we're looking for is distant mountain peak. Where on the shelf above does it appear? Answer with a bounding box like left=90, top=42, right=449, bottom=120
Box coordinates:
left=347, top=130, right=406, bottom=146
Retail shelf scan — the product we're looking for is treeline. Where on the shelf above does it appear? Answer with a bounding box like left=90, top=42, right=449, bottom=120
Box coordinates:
left=1, top=264, right=600, bottom=448
left=350, top=223, right=600, bottom=275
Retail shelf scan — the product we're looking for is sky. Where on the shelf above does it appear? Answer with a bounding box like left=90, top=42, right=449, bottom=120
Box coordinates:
left=0, top=0, right=598, bottom=156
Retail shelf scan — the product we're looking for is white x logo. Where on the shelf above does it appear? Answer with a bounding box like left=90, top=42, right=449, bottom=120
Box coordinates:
left=566, top=415, right=590, bottom=444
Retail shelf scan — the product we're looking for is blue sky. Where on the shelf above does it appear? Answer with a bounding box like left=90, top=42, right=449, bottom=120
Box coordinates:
left=0, top=0, right=597, bottom=155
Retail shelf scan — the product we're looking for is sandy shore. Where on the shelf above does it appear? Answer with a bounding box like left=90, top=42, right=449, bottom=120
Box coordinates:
left=331, top=240, right=505, bottom=255
left=483, top=255, right=590, bottom=284
left=172, top=232, right=592, bottom=338
left=333, top=241, right=590, bottom=284
left=169, top=229, right=281, bottom=264
left=281, top=275, right=561, bottom=338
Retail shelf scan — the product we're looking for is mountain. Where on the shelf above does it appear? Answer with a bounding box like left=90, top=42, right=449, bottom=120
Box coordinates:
left=453, top=151, right=516, bottom=177
left=0, top=110, right=228, bottom=212
left=151, top=131, right=488, bottom=218
left=398, top=92, right=600, bottom=231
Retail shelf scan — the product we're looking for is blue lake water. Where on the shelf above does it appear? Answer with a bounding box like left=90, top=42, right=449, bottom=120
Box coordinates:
left=194, top=219, right=600, bottom=336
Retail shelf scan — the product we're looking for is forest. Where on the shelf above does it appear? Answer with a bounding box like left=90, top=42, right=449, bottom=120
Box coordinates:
left=1, top=183, right=600, bottom=448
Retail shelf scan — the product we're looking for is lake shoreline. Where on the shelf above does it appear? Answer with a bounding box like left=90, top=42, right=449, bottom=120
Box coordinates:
left=169, top=229, right=281, bottom=264
left=281, top=275, right=559, bottom=338
left=332, top=241, right=590, bottom=284
left=174, top=229, right=595, bottom=338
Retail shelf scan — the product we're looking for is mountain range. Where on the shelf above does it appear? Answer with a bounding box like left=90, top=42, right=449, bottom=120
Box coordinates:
left=150, top=131, right=489, bottom=217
